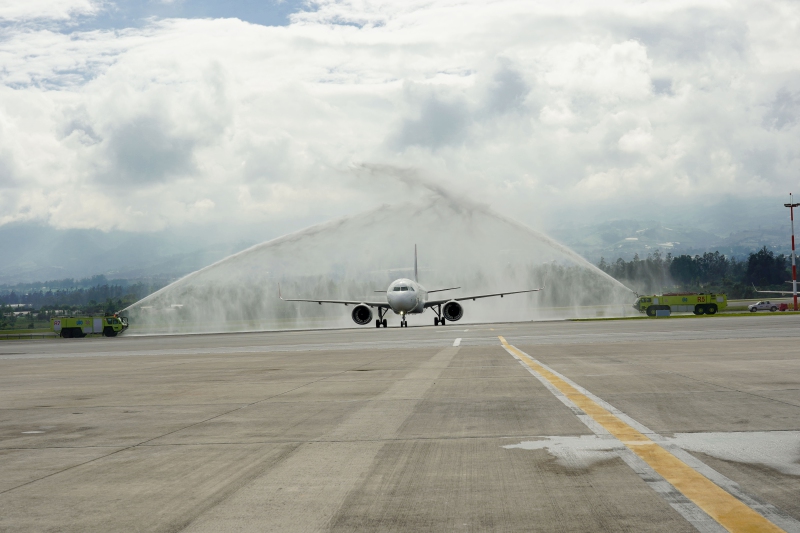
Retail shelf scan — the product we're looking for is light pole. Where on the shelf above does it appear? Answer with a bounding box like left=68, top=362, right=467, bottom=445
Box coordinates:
left=785, top=193, right=800, bottom=311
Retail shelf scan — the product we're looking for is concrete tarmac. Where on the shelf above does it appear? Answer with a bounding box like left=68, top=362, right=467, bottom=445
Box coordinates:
left=1, top=315, right=800, bottom=532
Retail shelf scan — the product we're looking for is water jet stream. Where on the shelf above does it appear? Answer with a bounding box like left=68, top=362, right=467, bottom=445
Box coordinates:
left=123, top=198, right=633, bottom=334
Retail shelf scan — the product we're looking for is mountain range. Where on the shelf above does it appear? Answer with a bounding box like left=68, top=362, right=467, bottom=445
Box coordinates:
left=1, top=194, right=793, bottom=285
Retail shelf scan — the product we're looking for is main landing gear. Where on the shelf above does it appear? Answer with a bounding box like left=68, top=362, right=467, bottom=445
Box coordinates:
left=433, top=305, right=446, bottom=326
left=375, top=308, right=388, bottom=328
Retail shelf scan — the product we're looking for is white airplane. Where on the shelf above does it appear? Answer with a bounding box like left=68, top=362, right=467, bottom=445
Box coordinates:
left=279, top=246, right=544, bottom=328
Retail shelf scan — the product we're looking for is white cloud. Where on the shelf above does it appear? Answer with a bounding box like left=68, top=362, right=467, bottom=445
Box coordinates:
left=0, top=0, right=101, bottom=21
left=0, top=0, right=799, bottom=233
left=618, top=126, right=653, bottom=153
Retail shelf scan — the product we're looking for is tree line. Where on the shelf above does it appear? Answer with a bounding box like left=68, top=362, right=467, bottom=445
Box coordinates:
left=0, top=281, right=167, bottom=317
left=597, top=247, right=790, bottom=298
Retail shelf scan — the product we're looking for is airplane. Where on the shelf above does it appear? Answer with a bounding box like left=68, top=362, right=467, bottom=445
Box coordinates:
left=279, top=246, right=544, bottom=328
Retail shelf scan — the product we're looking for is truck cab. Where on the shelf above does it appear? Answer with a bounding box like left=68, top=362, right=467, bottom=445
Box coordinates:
left=633, top=296, right=653, bottom=312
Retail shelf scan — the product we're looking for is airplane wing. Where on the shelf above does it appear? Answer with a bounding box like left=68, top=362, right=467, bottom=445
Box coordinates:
left=753, top=284, right=798, bottom=295
left=753, top=289, right=797, bottom=295
left=279, top=286, right=389, bottom=308
left=424, top=287, right=543, bottom=308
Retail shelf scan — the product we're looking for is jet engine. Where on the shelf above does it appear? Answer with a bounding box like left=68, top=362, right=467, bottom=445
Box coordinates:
left=443, top=301, right=463, bottom=322
left=351, top=304, right=373, bottom=325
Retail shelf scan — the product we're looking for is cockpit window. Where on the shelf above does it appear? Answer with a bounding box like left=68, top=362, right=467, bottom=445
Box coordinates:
left=407, top=286, right=414, bottom=292
left=393, top=287, right=402, bottom=291
left=400, top=286, right=408, bottom=291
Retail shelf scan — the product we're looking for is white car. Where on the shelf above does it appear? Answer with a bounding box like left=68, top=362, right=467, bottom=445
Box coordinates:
left=749, top=301, right=778, bottom=312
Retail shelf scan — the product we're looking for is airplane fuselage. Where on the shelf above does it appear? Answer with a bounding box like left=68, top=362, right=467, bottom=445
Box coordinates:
left=386, top=278, right=427, bottom=315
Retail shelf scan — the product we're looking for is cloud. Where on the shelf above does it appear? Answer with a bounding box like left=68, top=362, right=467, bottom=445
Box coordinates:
left=0, top=0, right=100, bottom=21
left=0, top=1, right=799, bottom=235
left=763, top=88, right=800, bottom=130
left=105, top=114, right=197, bottom=182
left=483, top=62, right=529, bottom=115
left=393, top=91, right=471, bottom=149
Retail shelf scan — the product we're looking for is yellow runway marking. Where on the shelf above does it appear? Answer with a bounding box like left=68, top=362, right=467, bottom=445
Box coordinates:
left=498, top=336, right=785, bottom=533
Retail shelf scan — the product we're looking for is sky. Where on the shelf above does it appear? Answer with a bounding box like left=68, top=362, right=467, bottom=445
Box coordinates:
left=0, top=0, right=799, bottom=241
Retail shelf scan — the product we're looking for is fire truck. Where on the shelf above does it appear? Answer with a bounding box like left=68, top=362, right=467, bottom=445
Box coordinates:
left=51, top=315, right=129, bottom=338
left=633, top=293, right=728, bottom=317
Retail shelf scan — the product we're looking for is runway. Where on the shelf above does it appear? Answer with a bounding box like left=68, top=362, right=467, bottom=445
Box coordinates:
left=2, top=316, right=800, bottom=532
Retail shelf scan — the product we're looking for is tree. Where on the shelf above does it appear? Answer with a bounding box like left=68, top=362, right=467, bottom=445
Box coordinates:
left=669, top=255, right=699, bottom=285
left=745, top=247, right=788, bottom=286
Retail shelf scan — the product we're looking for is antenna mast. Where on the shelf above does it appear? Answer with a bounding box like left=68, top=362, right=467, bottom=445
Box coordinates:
left=785, top=193, right=799, bottom=311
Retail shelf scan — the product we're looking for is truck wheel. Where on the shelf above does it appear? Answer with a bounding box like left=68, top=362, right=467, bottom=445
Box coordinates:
left=103, top=327, right=117, bottom=337
left=771, top=306, right=777, bottom=312
left=646, top=307, right=656, bottom=317
left=694, top=305, right=705, bottom=315
left=61, top=329, right=72, bottom=338
left=706, top=304, right=717, bottom=315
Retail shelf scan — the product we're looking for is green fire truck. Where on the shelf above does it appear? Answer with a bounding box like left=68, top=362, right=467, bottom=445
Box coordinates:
left=633, top=293, right=728, bottom=316
left=51, top=315, right=129, bottom=338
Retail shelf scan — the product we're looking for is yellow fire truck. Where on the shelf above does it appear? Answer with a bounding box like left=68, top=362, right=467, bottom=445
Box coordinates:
left=633, top=293, right=727, bottom=316
left=51, top=315, right=129, bottom=338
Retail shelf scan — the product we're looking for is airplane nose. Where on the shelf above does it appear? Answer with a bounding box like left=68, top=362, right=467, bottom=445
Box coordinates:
left=391, top=292, right=415, bottom=312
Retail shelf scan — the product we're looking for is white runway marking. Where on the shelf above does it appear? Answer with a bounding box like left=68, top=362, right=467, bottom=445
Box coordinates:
left=453, top=338, right=461, bottom=346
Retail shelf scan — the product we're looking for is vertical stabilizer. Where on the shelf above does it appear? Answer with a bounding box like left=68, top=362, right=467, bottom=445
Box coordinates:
left=414, top=244, right=418, bottom=282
